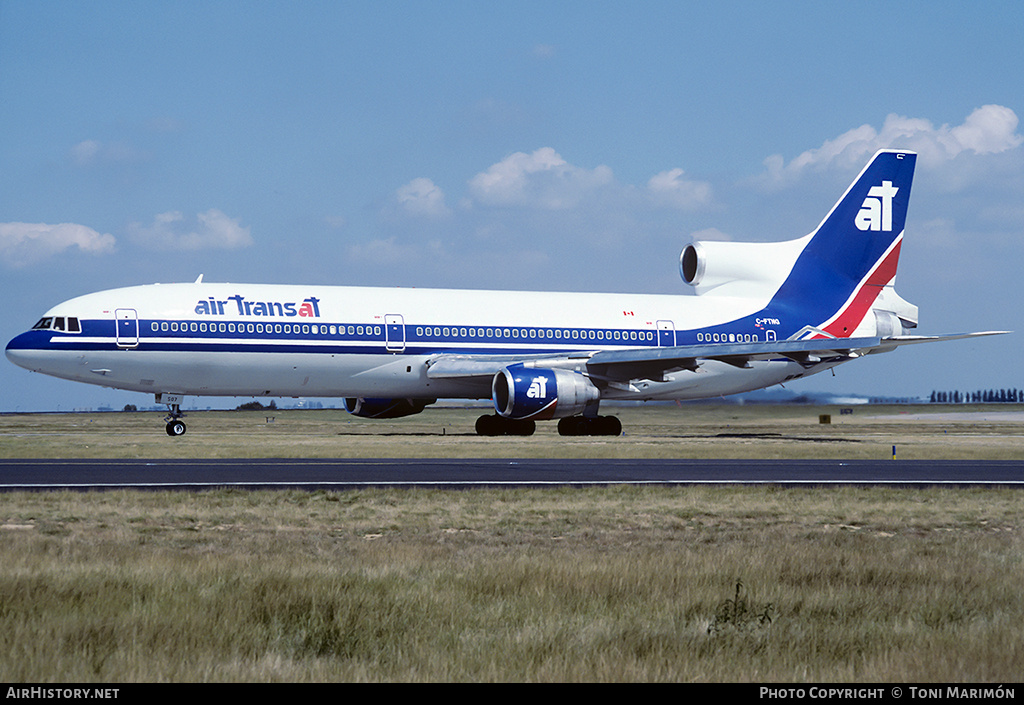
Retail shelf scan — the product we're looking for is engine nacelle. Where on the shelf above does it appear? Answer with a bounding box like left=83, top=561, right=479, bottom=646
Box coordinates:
left=492, top=365, right=599, bottom=420
left=343, top=397, right=435, bottom=419
left=679, top=237, right=810, bottom=298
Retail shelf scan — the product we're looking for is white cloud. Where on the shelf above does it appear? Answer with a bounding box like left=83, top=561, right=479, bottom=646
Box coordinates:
left=345, top=236, right=446, bottom=268
left=345, top=236, right=408, bottom=264
left=323, top=215, right=347, bottom=230
left=0, top=222, right=116, bottom=267
left=687, top=227, right=733, bottom=242
left=129, top=209, right=253, bottom=250
left=532, top=44, right=556, bottom=59
left=69, top=140, right=101, bottom=166
left=68, top=139, right=147, bottom=167
left=647, top=168, right=713, bottom=209
left=760, top=105, right=1023, bottom=185
left=395, top=177, right=450, bottom=217
left=468, top=147, right=614, bottom=209
left=950, top=105, right=1022, bottom=154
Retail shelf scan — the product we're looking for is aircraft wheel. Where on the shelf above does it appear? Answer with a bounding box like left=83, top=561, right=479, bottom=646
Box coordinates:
left=475, top=414, right=501, bottom=436
left=509, top=419, right=536, bottom=436
left=558, top=415, right=621, bottom=436
left=599, top=416, right=622, bottom=436
left=557, top=416, right=588, bottom=436
left=166, top=420, right=187, bottom=437
left=476, top=414, right=535, bottom=436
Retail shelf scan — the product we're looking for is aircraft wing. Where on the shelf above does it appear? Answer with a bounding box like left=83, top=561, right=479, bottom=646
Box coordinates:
left=589, top=331, right=1009, bottom=382
left=586, top=336, right=881, bottom=383
left=425, top=331, right=1008, bottom=385
left=426, top=352, right=580, bottom=379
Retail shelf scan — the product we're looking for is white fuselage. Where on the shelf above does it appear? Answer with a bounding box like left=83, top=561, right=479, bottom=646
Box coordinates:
left=7, top=280, right=841, bottom=403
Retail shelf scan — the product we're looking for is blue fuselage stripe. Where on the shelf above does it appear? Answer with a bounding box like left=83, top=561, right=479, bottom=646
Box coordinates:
left=10, top=310, right=797, bottom=357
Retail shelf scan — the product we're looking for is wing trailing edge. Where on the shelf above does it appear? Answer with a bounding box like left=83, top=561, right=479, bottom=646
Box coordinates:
left=424, top=331, right=1009, bottom=385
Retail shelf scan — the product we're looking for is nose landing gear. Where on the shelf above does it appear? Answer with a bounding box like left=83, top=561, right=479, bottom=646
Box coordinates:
left=157, top=393, right=187, bottom=437
left=165, top=415, right=186, bottom=436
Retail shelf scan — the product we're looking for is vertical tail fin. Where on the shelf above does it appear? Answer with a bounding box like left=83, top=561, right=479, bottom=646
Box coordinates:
left=772, top=149, right=917, bottom=337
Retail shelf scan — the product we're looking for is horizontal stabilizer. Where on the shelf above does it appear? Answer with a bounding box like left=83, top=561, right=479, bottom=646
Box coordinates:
left=864, top=331, right=1009, bottom=352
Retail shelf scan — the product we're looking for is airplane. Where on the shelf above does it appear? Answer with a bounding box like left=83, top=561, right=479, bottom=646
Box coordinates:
left=6, top=149, right=1005, bottom=437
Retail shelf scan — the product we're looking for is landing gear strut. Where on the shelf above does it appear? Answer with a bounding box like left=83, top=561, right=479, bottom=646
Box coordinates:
left=158, top=393, right=187, bottom=437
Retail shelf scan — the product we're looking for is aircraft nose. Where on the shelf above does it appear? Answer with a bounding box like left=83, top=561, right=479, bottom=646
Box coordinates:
left=5, top=331, right=40, bottom=371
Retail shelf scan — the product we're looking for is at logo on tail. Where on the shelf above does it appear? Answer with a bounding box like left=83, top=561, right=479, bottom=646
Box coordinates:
left=855, top=180, right=899, bottom=232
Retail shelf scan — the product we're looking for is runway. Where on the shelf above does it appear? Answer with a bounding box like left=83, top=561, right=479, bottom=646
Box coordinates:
left=1, top=458, right=1022, bottom=490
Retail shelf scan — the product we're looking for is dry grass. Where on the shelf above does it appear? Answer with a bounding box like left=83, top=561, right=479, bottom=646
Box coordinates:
left=1, top=406, right=1021, bottom=681
left=0, top=485, right=1021, bottom=682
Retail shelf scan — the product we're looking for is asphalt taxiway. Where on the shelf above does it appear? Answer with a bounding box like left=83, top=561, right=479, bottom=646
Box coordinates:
left=1, top=458, right=1022, bottom=491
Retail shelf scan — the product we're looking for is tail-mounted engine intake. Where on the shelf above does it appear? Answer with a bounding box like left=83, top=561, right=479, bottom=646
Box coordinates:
left=343, top=397, right=435, bottom=419
left=492, top=365, right=599, bottom=420
left=679, top=237, right=810, bottom=298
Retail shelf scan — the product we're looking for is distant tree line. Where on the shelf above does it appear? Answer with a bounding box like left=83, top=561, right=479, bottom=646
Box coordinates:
left=234, top=400, right=278, bottom=411
left=929, top=389, right=1023, bottom=403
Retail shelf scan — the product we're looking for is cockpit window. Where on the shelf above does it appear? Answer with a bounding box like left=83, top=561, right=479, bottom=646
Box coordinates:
left=31, top=316, right=80, bottom=333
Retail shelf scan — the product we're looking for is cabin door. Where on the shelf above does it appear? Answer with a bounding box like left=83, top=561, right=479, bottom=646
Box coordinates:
left=384, top=314, right=405, bottom=352
left=657, top=320, right=675, bottom=347
left=115, top=308, right=139, bottom=348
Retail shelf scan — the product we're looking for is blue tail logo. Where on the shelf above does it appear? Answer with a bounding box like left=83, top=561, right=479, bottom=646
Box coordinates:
left=855, top=180, right=899, bottom=232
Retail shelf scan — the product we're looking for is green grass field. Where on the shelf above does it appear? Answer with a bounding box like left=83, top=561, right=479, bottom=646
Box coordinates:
left=0, top=405, right=1022, bottom=681
left=3, top=403, right=1024, bottom=459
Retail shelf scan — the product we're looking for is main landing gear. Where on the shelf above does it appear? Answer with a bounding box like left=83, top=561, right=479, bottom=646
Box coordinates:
left=475, top=414, right=536, bottom=436
left=473, top=414, right=622, bottom=437
left=557, top=415, right=621, bottom=437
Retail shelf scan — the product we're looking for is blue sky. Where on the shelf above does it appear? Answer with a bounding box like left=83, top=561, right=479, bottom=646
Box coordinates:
left=2, top=1, right=1022, bottom=411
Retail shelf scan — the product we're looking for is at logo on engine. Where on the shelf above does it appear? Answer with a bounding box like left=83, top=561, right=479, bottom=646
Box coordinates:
left=527, top=377, right=548, bottom=399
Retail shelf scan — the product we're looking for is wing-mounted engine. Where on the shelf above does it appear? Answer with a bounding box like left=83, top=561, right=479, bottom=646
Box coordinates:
left=680, top=236, right=811, bottom=299
left=492, top=365, right=599, bottom=420
left=343, top=397, right=436, bottom=419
